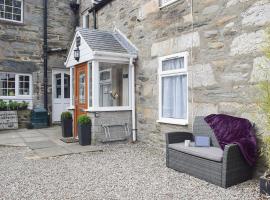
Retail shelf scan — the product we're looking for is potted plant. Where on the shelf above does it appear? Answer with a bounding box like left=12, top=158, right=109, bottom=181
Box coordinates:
left=77, top=115, right=91, bottom=146
left=61, top=112, right=73, bottom=138
left=260, top=136, right=270, bottom=196
left=258, top=29, right=270, bottom=196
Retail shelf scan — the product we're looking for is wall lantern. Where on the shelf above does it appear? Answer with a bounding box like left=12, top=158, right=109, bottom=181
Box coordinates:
left=74, top=47, right=80, bottom=61
left=74, top=35, right=81, bottom=61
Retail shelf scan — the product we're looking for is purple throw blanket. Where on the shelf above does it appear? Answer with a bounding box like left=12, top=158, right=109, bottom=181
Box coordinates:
left=204, top=114, right=257, bottom=166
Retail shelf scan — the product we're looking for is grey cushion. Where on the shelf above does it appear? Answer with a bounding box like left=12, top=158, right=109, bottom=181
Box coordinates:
left=193, top=116, right=221, bottom=148
left=168, top=142, right=223, bottom=162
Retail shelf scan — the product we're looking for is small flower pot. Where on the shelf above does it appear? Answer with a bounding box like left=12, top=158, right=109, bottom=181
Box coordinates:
left=78, top=123, right=91, bottom=146
left=61, top=118, right=73, bottom=138
left=260, top=175, right=270, bottom=196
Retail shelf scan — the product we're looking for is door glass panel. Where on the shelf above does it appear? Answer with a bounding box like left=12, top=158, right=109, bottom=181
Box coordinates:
left=64, top=73, right=70, bottom=98
left=55, top=73, right=61, bottom=98
left=79, top=72, right=85, bottom=104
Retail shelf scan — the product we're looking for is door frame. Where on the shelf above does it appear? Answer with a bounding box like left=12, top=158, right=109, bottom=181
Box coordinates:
left=74, top=62, right=88, bottom=137
left=52, top=69, right=70, bottom=123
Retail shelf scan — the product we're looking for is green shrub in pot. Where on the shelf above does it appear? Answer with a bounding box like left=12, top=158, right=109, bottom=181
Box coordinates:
left=77, top=115, right=91, bottom=146
left=61, top=112, right=73, bottom=138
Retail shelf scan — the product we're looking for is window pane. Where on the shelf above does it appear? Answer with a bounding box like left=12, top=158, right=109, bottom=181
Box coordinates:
left=0, top=73, right=7, bottom=81
left=99, top=63, right=129, bottom=107
left=89, top=63, right=92, bottom=107
left=8, top=73, right=15, bottom=81
left=0, top=5, right=4, bottom=11
left=0, top=12, right=4, bottom=18
left=5, top=12, right=12, bottom=19
left=13, top=7, right=20, bottom=14
left=14, top=1, right=21, bottom=8
left=64, top=74, right=70, bottom=98
left=8, top=88, right=15, bottom=96
left=13, top=14, right=21, bottom=21
left=0, top=0, right=4, bottom=4
left=5, top=0, right=12, bottom=6
left=79, top=73, right=85, bottom=103
left=162, top=57, right=184, bottom=71
left=5, top=5, right=12, bottom=12
left=0, top=89, right=7, bottom=96
left=55, top=73, right=61, bottom=98
left=8, top=82, right=15, bottom=88
left=162, top=74, right=187, bottom=119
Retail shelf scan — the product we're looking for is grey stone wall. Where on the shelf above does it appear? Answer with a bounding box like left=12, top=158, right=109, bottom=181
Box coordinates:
left=79, top=0, right=270, bottom=148
left=0, top=0, right=75, bottom=111
left=87, top=111, right=132, bottom=144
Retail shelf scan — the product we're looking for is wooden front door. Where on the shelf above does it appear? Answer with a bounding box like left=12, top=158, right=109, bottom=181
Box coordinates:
left=74, top=62, right=88, bottom=137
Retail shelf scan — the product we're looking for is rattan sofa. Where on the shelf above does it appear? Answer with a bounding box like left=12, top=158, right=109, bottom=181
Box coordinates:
left=165, top=116, right=254, bottom=188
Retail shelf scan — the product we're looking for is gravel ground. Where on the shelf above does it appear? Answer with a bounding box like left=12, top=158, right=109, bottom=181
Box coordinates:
left=0, top=143, right=260, bottom=200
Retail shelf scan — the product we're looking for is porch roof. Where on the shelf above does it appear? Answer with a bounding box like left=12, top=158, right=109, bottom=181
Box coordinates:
left=77, top=28, right=137, bottom=55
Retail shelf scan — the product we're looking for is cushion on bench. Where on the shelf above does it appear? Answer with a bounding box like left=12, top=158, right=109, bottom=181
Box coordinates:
left=168, top=142, right=223, bottom=162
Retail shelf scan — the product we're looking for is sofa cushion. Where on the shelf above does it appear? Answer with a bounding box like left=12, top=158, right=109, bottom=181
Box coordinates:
left=168, top=142, right=223, bottom=162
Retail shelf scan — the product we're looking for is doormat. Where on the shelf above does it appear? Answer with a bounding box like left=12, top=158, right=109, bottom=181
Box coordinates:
left=60, top=137, right=79, bottom=143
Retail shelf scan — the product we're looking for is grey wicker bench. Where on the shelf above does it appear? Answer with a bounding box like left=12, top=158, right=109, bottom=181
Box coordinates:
left=165, top=116, right=254, bottom=188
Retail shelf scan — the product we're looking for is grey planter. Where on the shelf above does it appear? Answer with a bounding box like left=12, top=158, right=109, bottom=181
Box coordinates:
left=260, top=175, right=270, bottom=196
left=78, top=123, right=91, bottom=146
left=61, top=118, right=73, bottom=138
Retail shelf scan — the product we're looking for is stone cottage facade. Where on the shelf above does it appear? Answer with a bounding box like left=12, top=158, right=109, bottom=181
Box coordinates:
left=78, top=0, right=270, bottom=146
left=0, top=0, right=75, bottom=121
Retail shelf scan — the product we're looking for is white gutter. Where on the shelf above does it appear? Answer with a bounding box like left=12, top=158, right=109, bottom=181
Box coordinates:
left=130, top=58, right=137, bottom=142
left=93, top=51, right=137, bottom=59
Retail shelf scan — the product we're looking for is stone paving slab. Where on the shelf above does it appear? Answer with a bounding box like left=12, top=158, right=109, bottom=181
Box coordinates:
left=25, top=140, right=57, bottom=150
left=64, top=144, right=103, bottom=154
left=23, top=136, right=50, bottom=143
left=0, top=137, right=26, bottom=146
left=0, top=126, right=103, bottom=159
left=31, top=146, right=70, bottom=159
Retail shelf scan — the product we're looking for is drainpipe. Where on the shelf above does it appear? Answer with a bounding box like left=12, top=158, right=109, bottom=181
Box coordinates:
left=43, top=0, right=48, bottom=111
left=130, top=58, right=137, bottom=142
left=93, top=8, right=97, bottom=29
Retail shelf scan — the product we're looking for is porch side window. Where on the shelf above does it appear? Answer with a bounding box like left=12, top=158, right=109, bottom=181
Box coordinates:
left=99, top=63, right=129, bottom=107
left=159, top=52, right=188, bottom=125
left=0, top=0, right=23, bottom=23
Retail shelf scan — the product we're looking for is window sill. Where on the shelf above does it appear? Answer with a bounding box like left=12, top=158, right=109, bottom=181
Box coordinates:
left=85, top=106, right=132, bottom=112
left=0, top=18, right=24, bottom=25
left=0, top=96, right=33, bottom=100
left=67, top=106, right=75, bottom=110
left=159, top=0, right=179, bottom=9
left=157, top=119, right=188, bottom=126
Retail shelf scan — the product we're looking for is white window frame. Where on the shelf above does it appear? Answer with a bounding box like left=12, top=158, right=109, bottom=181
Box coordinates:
left=86, top=61, right=132, bottom=112
left=0, top=0, right=23, bottom=23
left=157, top=52, right=188, bottom=125
left=0, top=72, right=32, bottom=99
left=159, top=0, right=179, bottom=8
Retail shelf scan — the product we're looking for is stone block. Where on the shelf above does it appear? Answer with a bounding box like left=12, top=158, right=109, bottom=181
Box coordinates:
left=230, top=30, right=265, bottom=56
left=226, top=0, right=250, bottom=8
left=192, top=64, right=217, bottom=88
left=193, top=103, right=218, bottom=116
left=242, top=1, right=270, bottom=27
left=151, top=32, right=200, bottom=57
left=250, top=56, right=270, bottom=83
